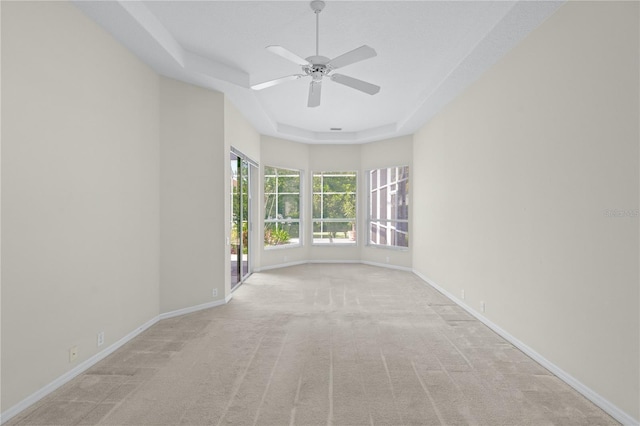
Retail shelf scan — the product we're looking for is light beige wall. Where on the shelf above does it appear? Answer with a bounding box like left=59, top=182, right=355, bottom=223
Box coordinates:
left=159, top=77, right=225, bottom=313
left=1, top=1, right=4, bottom=406
left=225, top=98, right=260, bottom=165
left=413, top=1, right=639, bottom=420
left=260, top=136, right=310, bottom=268
left=1, top=1, right=160, bottom=411
left=224, top=98, right=261, bottom=292
left=360, top=136, right=413, bottom=269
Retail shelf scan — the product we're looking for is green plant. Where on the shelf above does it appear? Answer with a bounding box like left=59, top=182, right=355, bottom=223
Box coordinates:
left=242, top=222, right=249, bottom=254
left=264, top=228, right=290, bottom=246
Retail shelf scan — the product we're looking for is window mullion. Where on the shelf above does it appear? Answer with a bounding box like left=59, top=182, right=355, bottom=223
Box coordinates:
left=366, top=165, right=409, bottom=248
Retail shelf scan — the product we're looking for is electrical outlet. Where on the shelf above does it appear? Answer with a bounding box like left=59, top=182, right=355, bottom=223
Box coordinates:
left=461, top=289, right=465, bottom=300
left=97, top=332, right=105, bottom=347
left=480, top=301, right=486, bottom=313
left=284, top=255, right=288, bottom=262
left=385, top=256, right=390, bottom=263
left=212, top=288, right=218, bottom=298
left=69, top=346, right=79, bottom=362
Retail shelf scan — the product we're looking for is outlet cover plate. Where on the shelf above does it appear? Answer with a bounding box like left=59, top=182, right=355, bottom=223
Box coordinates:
left=69, top=346, right=79, bottom=362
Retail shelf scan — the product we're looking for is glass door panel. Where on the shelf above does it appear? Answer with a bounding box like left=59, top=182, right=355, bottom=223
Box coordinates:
left=240, top=159, right=250, bottom=280
left=230, top=153, right=241, bottom=288
left=230, top=150, right=254, bottom=290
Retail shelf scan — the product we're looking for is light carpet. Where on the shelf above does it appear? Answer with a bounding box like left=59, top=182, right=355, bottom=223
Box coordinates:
left=7, top=264, right=617, bottom=425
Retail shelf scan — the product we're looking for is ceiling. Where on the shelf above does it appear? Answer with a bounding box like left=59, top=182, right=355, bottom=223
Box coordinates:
left=74, top=1, right=563, bottom=144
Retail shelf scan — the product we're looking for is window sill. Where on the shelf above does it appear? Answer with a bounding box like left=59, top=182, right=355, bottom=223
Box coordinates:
left=365, top=244, right=409, bottom=252
left=264, top=243, right=302, bottom=251
left=311, top=242, right=358, bottom=247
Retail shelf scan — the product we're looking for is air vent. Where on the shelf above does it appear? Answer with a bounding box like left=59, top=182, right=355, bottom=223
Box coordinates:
left=330, top=127, right=342, bottom=131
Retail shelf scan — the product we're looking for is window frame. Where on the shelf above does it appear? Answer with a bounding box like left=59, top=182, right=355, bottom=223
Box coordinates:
left=311, top=170, right=358, bottom=246
left=367, top=165, right=409, bottom=250
left=263, top=166, right=303, bottom=249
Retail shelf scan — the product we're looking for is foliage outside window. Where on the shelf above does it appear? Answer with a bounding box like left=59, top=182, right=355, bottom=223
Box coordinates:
left=230, top=155, right=249, bottom=255
left=264, top=166, right=301, bottom=247
left=369, top=166, right=409, bottom=248
left=312, top=171, right=357, bottom=244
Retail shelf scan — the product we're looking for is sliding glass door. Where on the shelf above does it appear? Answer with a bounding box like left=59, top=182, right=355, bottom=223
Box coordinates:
left=230, top=151, right=255, bottom=289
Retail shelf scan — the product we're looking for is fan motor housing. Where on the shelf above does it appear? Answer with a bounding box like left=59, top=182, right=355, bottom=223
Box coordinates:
left=304, top=55, right=331, bottom=80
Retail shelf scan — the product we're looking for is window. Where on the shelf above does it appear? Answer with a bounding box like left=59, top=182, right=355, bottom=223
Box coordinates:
left=264, top=166, right=301, bottom=247
left=312, top=171, right=357, bottom=244
left=368, top=166, right=409, bottom=248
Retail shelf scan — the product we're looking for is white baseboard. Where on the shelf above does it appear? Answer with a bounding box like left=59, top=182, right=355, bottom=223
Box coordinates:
left=256, top=259, right=411, bottom=274
left=412, top=269, right=639, bottom=426
left=361, top=260, right=413, bottom=272
left=256, top=260, right=356, bottom=273
left=0, top=316, right=159, bottom=425
left=254, top=260, right=307, bottom=272
left=1, top=295, right=235, bottom=425
left=158, top=296, right=230, bottom=321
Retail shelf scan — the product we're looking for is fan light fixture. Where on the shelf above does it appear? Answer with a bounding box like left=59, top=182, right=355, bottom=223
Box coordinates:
left=251, top=0, right=380, bottom=108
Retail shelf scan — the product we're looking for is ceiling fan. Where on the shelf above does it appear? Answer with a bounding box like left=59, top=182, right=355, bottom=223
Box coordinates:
left=251, top=0, right=380, bottom=108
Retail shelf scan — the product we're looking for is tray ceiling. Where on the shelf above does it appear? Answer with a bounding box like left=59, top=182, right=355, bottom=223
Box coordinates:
left=74, top=1, right=563, bottom=144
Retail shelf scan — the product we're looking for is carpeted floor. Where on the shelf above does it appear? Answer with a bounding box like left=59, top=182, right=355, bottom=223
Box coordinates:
left=7, top=264, right=617, bottom=425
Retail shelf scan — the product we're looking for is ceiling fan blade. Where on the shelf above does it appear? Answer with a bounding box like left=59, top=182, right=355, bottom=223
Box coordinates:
left=266, top=45, right=310, bottom=66
left=308, top=81, right=322, bottom=107
left=327, top=45, right=376, bottom=70
left=331, top=74, right=380, bottom=95
left=251, top=74, right=304, bottom=91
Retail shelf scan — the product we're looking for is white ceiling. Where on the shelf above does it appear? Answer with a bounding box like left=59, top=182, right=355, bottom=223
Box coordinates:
left=74, top=1, right=563, bottom=144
